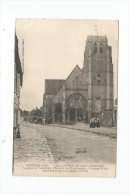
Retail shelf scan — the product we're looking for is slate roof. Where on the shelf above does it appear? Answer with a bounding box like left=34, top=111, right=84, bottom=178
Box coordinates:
left=45, top=79, right=65, bottom=95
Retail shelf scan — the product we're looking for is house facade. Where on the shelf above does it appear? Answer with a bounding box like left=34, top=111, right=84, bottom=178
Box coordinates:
left=13, top=35, right=23, bottom=138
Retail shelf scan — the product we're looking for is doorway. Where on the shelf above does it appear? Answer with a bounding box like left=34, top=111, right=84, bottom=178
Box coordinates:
left=55, top=103, right=62, bottom=122
left=69, top=108, right=76, bottom=121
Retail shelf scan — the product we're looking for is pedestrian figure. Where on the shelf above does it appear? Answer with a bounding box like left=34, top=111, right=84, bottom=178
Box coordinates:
left=16, top=125, right=21, bottom=139
left=42, top=118, right=46, bottom=125
left=90, top=118, right=94, bottom=128
left=96, top=117, right=100, bottom=128
left=93, top=118, right=96, bottom=128
left=89, top=118, right=92, bottom=128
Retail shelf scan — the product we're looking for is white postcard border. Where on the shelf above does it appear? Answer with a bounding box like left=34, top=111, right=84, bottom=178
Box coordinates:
left=0, top=1, right=129, bottom=195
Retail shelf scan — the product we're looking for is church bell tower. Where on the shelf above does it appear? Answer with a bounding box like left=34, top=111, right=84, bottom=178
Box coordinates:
left=83, top=35, right=114, bottom=124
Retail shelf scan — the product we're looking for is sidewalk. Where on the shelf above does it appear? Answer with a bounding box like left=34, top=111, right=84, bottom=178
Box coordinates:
left=47, top=122, right=117, bottom=139
left=13, top=124, right=54, bottom=165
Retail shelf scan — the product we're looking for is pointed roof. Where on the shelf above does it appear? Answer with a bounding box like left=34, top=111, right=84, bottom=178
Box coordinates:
left=66, top=65, right=82, bottom=81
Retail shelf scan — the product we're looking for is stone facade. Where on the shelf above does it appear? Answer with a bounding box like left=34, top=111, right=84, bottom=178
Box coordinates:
left=43, top=35, right=114, bottom=126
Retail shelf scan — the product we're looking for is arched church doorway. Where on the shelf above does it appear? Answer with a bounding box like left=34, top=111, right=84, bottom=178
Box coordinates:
left=77, top=108, right=83, bottom=121
left=66, top=93, right=87, bottom=123
left=55, top=102, right=62, bottom=122
left=69, top=108, right=76, bottom=121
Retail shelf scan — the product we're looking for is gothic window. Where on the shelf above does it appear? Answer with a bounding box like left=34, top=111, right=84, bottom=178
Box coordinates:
left=73, top=81, right=75, bottom=88
left=99, top=43, right=103, bottom=54
left=97, top=74, right=101, bottom=85
left=76, top=76, right=78, bottom=81
left=80, top=80, right=82, bottom=87
left=93, top=43, right=97, bottom=54
left=76, top=76, right=79, bottom=88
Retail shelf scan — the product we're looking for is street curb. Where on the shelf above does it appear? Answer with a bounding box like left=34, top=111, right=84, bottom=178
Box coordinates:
left=46, top=124, right=116, bottom=139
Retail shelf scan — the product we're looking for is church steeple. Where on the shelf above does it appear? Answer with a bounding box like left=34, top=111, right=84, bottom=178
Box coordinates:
left=82, top=35, right=113, bottom=120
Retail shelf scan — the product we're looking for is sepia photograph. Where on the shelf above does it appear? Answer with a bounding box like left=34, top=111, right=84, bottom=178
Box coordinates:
left=13, top=19, right=118, bottom=177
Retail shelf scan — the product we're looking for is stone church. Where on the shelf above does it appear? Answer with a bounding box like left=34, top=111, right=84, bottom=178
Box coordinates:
left=43, top=35, right=114, bottom=126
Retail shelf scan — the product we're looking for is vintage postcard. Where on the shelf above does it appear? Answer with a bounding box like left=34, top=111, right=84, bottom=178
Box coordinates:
left=13, top=19, right=118, bottom=177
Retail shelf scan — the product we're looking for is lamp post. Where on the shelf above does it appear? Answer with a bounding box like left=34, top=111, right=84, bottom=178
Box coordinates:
left=16, top=93, right=21, bottom=139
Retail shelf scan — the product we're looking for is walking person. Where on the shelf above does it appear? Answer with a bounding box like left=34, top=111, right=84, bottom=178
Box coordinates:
left=16, top=125, right=21, bottom=139
left=97, top=117, right=100, bottom=128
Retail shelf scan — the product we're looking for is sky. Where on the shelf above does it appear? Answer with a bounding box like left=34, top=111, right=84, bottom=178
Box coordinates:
left=16, top=19, right=118, bottom=111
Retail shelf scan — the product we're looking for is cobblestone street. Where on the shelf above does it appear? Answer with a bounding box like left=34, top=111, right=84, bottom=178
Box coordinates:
left=14, top=122, right=116, bottom=167
left=13, top=122, right=116, bottom=176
